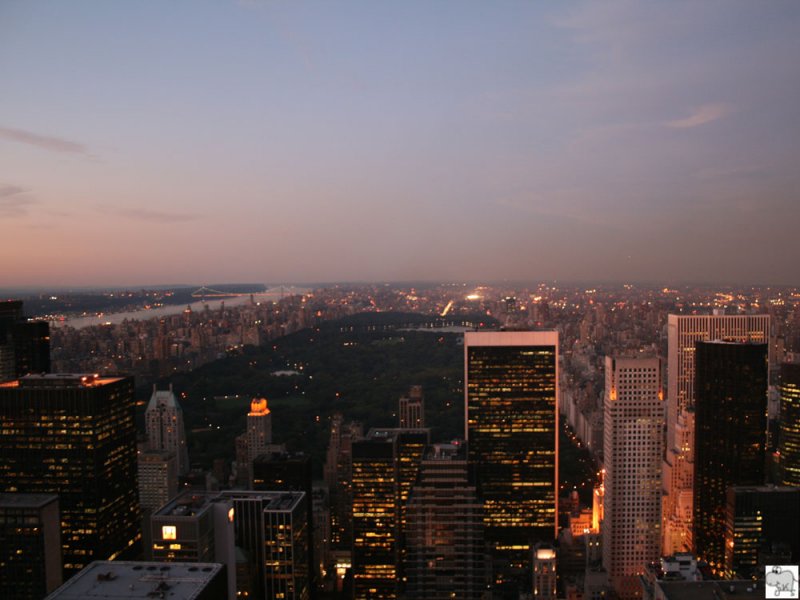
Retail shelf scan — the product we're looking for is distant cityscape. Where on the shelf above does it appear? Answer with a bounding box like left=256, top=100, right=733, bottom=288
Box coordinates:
left=1, top=282, right=799, bottom=599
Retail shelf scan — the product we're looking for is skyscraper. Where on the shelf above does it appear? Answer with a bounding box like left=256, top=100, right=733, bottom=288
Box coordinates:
left=219, top=490, right=310, bottom=600
left=0, top=300, right=49, bottom=381
left=602, top=356, right=664, bottom=600
left=398, top=385, right=424, bottom=428
left=0, top=374, right=141, bottom=576
left=693, top=341, right=767, bottom=576
left=0, top=493, right=62, bottom=599
left=145, top=385, right=190, bottom=476
left=778, top=361, right=800, bottom=486
left=138, top=450, right=178, bottom=513
left=662, top=314, right=770, bottom=554
left=724, top=485, right=800, bottom=579
left=464, top=331, right=559, bottom=579
left=252, top=451, right=316, bottom=594
left=352, top=435, right=396, bottom=599
left=404, top=443, right=487, bottom=600
left=237, top=397, right=274, bottom=487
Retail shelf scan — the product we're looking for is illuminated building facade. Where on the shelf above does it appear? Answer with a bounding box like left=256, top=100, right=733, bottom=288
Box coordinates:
left=398, top=385, right=425, bottom=428
left=0, top=493, right=62, bottom=599
left=778, top=361, right=800, bottom=485
left=404, top=443, right=486, bottom=600
left=351, top=435, right=398, bottom=599
left=239, top=397, right=273, bottom=487
left=602, top=356, right=664, bottom=600
left=252, top=451, right=316, bottom=592
left=693, top=341, right=767, bottom=575
left=145, top=385, right=190, bottom=476
left=220, top=490, right=310, bottom=600
left=533, top=544, right=557, bottom=600
left=662, top=315, right=770, bottom=555
left=323, top=414, right=363, bottom=554
left=724, top=485, right=800, bottom=579
left=0, top=374, right=141, bottom=576
left=464, top=331, right=559, bottom=574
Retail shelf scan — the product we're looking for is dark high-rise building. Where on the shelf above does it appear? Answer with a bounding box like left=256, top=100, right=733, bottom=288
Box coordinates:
left=324, top=414, right=363, bottom=555
left=220, top=491, right=310, bottom=600
left=404, top=443, right=487, bottom=600
left=0, top=374, right=141, bottom=576
left=352, top=435, right=398, bottom=599
left=252, top=451, right=316, bottom=595
left=724, top=485, right=800, bottom=579
left=0, top=493, right=62, bottom=599
left=778, top=361, right=800, bottom=486
left=464, top=331, right=559, bottom=578
left=0, top=300, right=50, bottom=381
left=693, top=341, right=767, bottom=575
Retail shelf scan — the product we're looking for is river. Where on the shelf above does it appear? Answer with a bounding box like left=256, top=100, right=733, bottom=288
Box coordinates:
left=53, top=286, right=311, bottom=330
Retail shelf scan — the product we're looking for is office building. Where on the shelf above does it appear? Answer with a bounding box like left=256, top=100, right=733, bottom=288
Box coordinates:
left=145, top=385, right=190, bottom=476
left=693, top=341, right=767, bottom=575
left=662, top=314, right=770, bottom=555
left=533, top=544, right=557, bottom=600
left=351, top=434, right=398, bottom=599
left=724, top=485, right=800, bottom=579
left=404, top=442, right=486, bottom=600
left=235, top=397, right=275, bottom=487
left=138, top=450, right=178, bottom=513
left=45, top=561, right=227, bottom=600
left=150, top=491, right=236, bottom=599
left=0, top=374, right=141, bottom=576
left=464, top=331, right=559, bottom=575
left=0, top=300, right=49, bottom=381
left=0, top=493, right=62, bottom=599
left=778, top=361, right=800, bottom=485
left=398, top=385, right=424, bottom=428
left=324, top=414, right=363, bottom=556
left=219, top=491, right=310, bottom=600
left=602, top=356, right=664, bottom=600
left=252, top=451, right=316, bottom=593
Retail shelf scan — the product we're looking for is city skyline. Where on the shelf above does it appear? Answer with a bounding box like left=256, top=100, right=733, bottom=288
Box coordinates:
left=2, top=1, right=800, bottom=287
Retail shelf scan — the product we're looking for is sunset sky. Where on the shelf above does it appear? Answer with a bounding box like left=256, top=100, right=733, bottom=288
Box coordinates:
left=2, top=1, right=799, bottom=287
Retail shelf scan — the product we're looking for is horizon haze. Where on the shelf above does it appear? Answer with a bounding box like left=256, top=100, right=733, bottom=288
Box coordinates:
left=2, top=1, right=799, bottom=287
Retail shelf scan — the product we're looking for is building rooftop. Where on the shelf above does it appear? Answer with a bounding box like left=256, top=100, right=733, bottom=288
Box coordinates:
left=45, top=561, right=224, bottom=599
left=152, top=492, right=215, bottom=519
left=0, top=373, right=124, bottom=389
left=0, top=492, right=59, bottom=509
left=218, top=490, right=305, bottom=512
left=656, top=580, right=764, bottom=600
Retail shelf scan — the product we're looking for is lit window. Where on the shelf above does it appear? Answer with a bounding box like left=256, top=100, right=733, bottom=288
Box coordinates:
left=162, top=525, right=177, bottom=540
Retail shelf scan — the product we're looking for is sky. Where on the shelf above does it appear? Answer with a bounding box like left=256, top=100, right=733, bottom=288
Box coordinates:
left=1, top=1, right=799, bottom=287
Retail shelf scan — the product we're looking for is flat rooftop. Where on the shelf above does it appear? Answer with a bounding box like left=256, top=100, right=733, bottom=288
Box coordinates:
left=657, top=580, right=764, bottom=600
left=219, top=490, right=305, bottom=512
left=45, top=561, right=223, bottom=599
left=152, top=492, right=216, bottom=518
left=0, top=374, right=125, bottom=389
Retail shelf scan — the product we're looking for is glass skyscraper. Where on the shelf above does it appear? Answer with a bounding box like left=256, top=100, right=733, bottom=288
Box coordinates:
left=0, top=374, right=141, bottom=576
left=464, top=331, right=559, bottom=576
left=693, top=341, right=767, bottom=575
